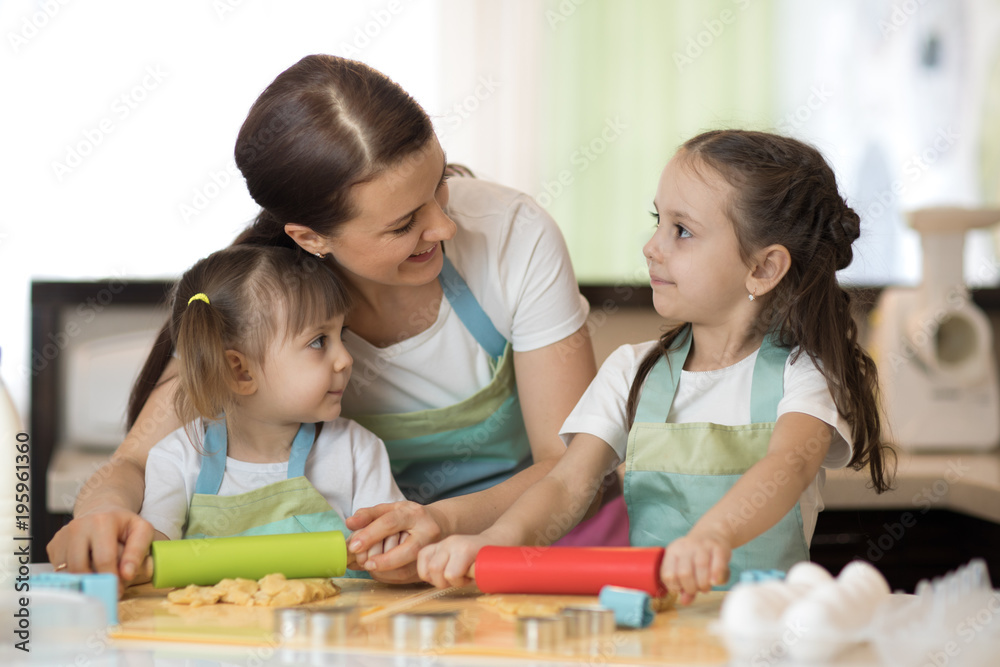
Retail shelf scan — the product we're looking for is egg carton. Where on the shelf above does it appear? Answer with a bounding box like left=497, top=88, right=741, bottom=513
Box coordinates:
left=869, top=559, right=999, bottom=667
left=714, top=560, right=891, bottom=664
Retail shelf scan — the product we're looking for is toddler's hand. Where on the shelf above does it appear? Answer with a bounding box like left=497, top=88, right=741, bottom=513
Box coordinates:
left=660, top=530, right=731, bottom=605
left=416, top=535, right=490, bottom=589
left=354, top=532, right=409, bottom=571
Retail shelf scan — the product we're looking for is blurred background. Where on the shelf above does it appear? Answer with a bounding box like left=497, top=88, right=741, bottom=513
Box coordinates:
left=3, top=0, right=1000, bottom=420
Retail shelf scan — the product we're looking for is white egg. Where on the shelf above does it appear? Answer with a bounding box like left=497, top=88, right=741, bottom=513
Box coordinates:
left=721, top=583, right=791, bottom=635
left=785, top=561, right=835, bottom=590
left=837, top=560, right=891, bottom=597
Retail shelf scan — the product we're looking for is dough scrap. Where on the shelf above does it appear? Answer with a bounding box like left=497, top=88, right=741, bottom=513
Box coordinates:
left=478, top=591, right=677, bottom=617
left=167, top=573, right=340, bottom=607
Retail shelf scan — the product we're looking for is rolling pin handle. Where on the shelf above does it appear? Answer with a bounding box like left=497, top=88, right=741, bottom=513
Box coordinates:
left=132, top=554, right=155, bottom=586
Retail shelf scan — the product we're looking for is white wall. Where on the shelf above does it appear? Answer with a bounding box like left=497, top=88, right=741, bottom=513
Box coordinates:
left=1, top=0, right=552, bottom=420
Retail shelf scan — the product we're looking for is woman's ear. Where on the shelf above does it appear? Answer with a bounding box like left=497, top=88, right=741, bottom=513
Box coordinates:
left=747, top=244, right=791, bottom=297
left=225, top=350, right=257, bottom=396
left=284, top=223, right=329, bottom=256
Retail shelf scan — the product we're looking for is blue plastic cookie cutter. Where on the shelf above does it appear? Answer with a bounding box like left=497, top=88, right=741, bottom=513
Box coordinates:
left=598, top=585, right=655, bottom=629
left=29, top=572, right=118, bottom=625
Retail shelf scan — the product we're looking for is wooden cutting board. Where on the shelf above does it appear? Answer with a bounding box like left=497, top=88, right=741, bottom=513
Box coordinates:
left=112, top=579, right=729, bottom=664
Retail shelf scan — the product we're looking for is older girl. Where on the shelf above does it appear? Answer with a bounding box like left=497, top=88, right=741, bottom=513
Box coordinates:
left=418, top=130, right=895, bottom=602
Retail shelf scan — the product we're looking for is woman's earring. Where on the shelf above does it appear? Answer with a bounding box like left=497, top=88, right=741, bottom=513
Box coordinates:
left=748, top=291, right=755, bottom=302
left=314, top=252, right=325, bottom=259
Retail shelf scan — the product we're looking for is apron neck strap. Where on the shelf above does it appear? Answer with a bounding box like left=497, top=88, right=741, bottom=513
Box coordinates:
left=286, top=422, right=317, bottom=478
left=633, top=327, right=791, bottom=425
left=194, top=420, right=318, bottom=495
left=634, top=327, right=692, bottom=425
left=750, top=334, right=791, bottom=423
left=439, top=253, right=508, bottom=360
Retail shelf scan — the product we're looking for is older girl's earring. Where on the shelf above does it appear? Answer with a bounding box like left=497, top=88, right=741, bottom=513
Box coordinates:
left=748, top=291, right=755, bottom=302
left=314, top=252, right=325, bottom=259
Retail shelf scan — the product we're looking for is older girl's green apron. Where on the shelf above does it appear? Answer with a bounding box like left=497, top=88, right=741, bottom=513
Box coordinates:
left=183, top=421, right=349, bottom=539
left=350, top=255, right=532, bottom=504
left=623, top=327, right=810, bottom=587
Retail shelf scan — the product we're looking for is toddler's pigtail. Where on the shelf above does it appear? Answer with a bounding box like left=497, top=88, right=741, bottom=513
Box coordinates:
left=174, top=294, right=237, bottom=426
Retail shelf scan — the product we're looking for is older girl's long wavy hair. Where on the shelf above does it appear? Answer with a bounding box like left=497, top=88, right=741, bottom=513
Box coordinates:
left=128, top=55, right=432, bottom=426
left=625, top=130, right=894, bottom=493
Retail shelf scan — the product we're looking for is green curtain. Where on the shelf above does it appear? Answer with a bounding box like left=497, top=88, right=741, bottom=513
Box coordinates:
left=540, top=0, right=777, bottom=284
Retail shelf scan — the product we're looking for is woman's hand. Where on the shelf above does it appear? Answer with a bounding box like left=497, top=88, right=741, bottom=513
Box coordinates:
left=660, top=529, right=731, bottom=605
left=47, top=508, right=155, bottom=582
left=416, top=534, right=491, bottom=589
left=345, top=501, right=448, bottom=576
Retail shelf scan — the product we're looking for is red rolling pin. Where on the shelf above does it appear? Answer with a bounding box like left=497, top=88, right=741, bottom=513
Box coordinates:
left=474, top=546, right=667, bottom=597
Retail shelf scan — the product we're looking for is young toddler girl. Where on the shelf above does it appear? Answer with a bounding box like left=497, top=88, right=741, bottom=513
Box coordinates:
left=137, top=245, right=405, bottom=570
left=417, top=130, right=894, bottom=602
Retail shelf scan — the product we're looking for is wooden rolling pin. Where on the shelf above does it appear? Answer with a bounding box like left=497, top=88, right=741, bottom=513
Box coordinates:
left=473, top=546, right=667, bottom=597
left=138, top=531, right=347, bottom=588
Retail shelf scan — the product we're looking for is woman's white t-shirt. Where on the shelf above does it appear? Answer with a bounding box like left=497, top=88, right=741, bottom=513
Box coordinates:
left=559, top=341, right=855, bottom=544
left=342, top=177, right=590, bottom=415
left=140, top=418, right=405, bottom=540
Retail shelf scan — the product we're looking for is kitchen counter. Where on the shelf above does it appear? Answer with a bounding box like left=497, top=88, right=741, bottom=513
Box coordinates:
left=823, top=447, right=1000, bottom=524
left=9, top=578, right=952, bottom=667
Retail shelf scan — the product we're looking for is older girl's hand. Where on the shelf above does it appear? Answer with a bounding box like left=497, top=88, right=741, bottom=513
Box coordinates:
left=416, top=534, right=490, bottom=589
left=345, top=501, right=447, bottom=575
left=660, top=530, right=731, bottom=605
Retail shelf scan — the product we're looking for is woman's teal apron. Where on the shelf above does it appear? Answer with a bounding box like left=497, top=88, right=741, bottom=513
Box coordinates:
left=350, top=255, right=533, bottom=504
left=183, top=421, right=349, bottom=539
left=623, top=327, right=810, bottom=587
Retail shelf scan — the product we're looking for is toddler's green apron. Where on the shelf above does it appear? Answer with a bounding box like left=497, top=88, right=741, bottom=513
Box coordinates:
left=623, top=327, right=810, bottom=588
left=183, top=421, right=349, bottom=539
left=350, top=254, right=532, bottom=504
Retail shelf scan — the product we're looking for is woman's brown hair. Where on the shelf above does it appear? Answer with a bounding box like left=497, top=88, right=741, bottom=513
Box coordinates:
left=169, top=245, right=350, bottom=429
left=625, top=130, right=894, bottom=493
left=128, top=55, right=433, bottom=426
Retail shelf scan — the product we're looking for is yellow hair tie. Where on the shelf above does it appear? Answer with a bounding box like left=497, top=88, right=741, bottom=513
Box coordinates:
left=187, top=293, right=210, bottom=306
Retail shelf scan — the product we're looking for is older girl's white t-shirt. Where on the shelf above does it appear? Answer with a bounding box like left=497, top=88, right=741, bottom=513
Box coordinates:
left=559, top=341, right=855, bottom=544
left=341, top=178, right=590, bottom=415
left=140, top=418, right=405, bottom=540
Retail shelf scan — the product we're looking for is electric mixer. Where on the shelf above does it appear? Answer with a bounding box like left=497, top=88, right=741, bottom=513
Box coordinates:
left=870, top=208, right=1000, bottom=450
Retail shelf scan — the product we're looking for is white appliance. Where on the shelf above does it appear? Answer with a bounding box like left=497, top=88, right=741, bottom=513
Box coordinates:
left=46, top=307, right=166, bottom=514
left=871, top=208, right=1000, bottom=450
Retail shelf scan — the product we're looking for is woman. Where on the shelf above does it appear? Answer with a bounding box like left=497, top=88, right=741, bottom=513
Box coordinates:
left=47, top=55, right=601, bottom=583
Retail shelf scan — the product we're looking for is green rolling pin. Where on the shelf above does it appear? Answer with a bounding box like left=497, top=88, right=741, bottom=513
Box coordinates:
left=145, top=531, right=347, bottom=588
